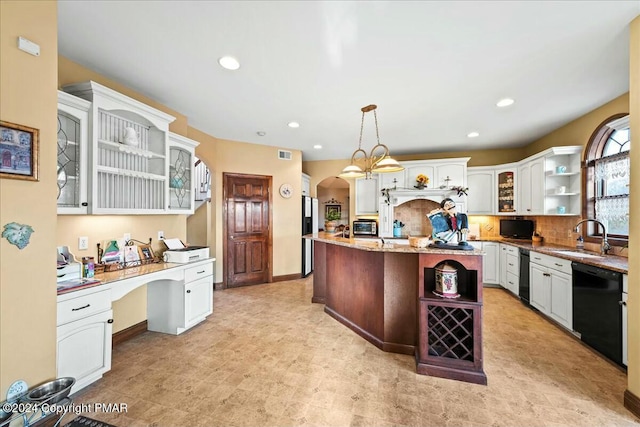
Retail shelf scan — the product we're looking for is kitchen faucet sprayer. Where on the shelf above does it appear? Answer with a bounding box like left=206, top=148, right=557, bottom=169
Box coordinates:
left=574, top=219, right=610, bottom=255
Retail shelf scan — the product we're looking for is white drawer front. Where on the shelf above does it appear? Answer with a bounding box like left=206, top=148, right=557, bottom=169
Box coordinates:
left=505, top=253, right=519, bottom=276
left=506, top=272, right=519, bottom=294
left=530, top=252, right=572, bottom=275
left=185, top=262, right=214, bottom=283
left=504, top=245, right=518, bottom=256
left=58, top=289, right=111, bottom=326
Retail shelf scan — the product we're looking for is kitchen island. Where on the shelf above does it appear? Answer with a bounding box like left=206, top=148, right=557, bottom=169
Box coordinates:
left=306, top=233, right=487, bottom=384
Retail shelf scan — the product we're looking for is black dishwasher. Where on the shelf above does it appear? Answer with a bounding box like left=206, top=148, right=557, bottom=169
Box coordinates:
left=572, top=262, right=623, bottom=365
left=518, top=249, right=530, bottom=305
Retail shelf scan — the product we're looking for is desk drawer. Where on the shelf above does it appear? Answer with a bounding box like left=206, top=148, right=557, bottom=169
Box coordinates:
left=58, top=289, right=111, bottom=326
left=185, top=262, right=213, bottom=283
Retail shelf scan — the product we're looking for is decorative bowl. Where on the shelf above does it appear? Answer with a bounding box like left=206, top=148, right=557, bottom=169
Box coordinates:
left=25, top=377, right=75, bottom=404
left=409, top=236, right=430, bottom=248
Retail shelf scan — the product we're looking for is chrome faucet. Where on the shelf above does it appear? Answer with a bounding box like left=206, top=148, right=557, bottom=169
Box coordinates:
left=574, top=219, right=610, bottom=255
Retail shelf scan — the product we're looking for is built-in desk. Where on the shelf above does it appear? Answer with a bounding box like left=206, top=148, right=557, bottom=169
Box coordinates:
left=56, top=258, right=215, bottom=394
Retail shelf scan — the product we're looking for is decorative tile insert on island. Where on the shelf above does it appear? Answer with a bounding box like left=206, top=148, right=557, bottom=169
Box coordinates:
left=306, top=233, right=486, bottom=384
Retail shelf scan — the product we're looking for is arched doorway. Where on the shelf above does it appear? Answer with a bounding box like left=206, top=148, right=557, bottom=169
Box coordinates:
left=317, top=176, right=349, bottom=231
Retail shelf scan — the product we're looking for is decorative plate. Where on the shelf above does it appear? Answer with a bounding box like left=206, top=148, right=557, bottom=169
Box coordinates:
left=279, top=183, right=293, bottom=199
left=6, top=379, right=28, bottom=401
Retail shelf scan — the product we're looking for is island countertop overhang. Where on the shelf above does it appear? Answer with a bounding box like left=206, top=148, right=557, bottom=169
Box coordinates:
left=304, top=232, right=484, bottom=255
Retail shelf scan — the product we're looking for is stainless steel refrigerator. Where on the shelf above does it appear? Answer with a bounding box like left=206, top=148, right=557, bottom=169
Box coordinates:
left=302, top=195, right=318, bottom=277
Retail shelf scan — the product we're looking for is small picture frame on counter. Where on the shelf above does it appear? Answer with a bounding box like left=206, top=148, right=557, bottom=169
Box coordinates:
left=138, top=244, right=155, bottom=261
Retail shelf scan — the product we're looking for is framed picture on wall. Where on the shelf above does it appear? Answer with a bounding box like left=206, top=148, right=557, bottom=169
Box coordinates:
left=0, top=121, right=39, bottom=181
left=325, top=204, right=341, bottom=218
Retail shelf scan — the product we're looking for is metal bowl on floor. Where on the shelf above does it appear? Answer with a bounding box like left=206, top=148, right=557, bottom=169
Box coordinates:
left=25, top=377, right=75, bottom=404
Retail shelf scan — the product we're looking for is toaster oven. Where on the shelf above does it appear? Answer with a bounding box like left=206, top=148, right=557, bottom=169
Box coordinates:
left=352, top=220, right=377, bottom=236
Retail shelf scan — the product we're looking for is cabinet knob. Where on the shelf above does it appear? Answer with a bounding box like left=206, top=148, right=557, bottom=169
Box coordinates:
left=81, top=202, right=88, bottom=207
left=619, top=301, right=626, bottom=306
left=186, top=290, right=191, bottom=293
left=107, top=319, right=114, bottom=324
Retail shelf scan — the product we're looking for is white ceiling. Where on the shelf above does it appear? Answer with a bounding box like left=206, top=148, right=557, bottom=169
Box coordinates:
left=57, top=1, right=639, bottom=162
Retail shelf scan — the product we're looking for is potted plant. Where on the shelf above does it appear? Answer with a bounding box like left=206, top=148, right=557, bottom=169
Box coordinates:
left=324, top=210, right=341, bottom=232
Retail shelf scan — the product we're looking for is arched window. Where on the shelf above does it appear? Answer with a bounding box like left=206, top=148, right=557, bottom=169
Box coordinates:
left=583, top=114, right=630, bottom=246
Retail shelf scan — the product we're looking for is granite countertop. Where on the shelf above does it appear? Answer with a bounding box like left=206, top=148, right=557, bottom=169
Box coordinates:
left=306, top=233, right=483, bottom=256
left=305, top=233, right=628, bottom=273
left=472, top=237, right=628, bottom=274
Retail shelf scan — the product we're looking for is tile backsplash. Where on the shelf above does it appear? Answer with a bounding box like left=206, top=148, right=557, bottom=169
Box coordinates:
left=467, top=215, right=628, bottom=257
left=391, top=203, right=627, bottom=258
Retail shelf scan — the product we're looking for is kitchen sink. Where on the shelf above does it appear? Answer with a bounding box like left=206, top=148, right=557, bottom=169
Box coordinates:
left=551, top=250, right=604, bottom=259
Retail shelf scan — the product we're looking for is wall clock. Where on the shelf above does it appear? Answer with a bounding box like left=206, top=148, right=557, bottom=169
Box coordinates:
left=279, top=183, right=293, bottom=198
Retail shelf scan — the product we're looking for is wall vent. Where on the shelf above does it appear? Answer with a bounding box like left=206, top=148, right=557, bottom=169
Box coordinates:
left=278, top=149, right=292, bottom=160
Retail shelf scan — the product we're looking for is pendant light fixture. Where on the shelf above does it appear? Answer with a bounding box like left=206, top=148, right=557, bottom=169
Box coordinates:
left=339, top=104, right=404, bottom=179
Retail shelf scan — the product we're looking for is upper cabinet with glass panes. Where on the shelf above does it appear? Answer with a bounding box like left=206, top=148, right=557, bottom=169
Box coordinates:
left=63, top=81, right=177, bottom=214
left=167, top=132, right=199, bottom=214
left=57, top=91, right=91, bottom=214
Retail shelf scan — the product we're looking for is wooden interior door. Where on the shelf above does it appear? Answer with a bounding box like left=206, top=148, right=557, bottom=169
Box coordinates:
left=224, top=173, right=272, bottom=287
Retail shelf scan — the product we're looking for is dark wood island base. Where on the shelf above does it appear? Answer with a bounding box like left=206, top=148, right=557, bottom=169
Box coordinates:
left=309, top=234, right=487, bottom=385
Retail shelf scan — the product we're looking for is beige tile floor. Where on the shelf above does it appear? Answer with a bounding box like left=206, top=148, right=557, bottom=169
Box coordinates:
left=67, top=277, right=639, bottom=427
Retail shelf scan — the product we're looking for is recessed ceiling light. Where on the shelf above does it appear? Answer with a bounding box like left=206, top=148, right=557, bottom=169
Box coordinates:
left=256, top=131, right=266, bottom=136
left=496, top=98, right=515, bottom=107
left=218, top=56, right=240, bottom=70
left=313, top=145, right=322, bottom=149
left=467, top=132, right=480, bottom=138
left=288, top=122, right=300, bottom=128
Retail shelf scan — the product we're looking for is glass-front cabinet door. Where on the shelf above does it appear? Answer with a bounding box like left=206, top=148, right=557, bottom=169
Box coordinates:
left=496, top=167, right=517, bottom=214
left=57, top=91, right=91, bottom=214
left=167, top=133, right=199, bottom=214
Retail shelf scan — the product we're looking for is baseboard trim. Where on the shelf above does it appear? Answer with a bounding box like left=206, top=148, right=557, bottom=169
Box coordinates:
left=214, top=281, right=224, bottom=290
left=112, top=320, right=147, bottom=347
left=624, top=389, right=640, bottom=419
left=273, top=273, right=302, bottom=282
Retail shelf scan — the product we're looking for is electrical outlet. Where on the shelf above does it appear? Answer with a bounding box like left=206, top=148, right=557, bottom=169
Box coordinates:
left=158, top=231, right=164, bottom=240
left=78, top=236, right=89, bottom=250
left=124, top=233, right=131, bottom=242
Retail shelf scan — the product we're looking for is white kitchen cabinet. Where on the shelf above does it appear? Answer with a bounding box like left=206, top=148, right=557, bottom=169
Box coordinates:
left=302, top=173, right=311, bottom=196
left=500, top=244, right=519, bottom=295
left=529, top=252, right=572, bottom=330
left=518, top=156, right=545, bottom=215
left=467, top=241, right=499, bottom=285
left=378, top=170, right=404, bottom=192
left=57, top=91, right=91, bottom=214
left=466, top=167, right=495, bottom=214
left=499, top=244, right=508, bottom=287
left=378, top=202, right=392, bottom=237
left=57, top=290, right=113, bottom=394
left=542, top=146, right=582, bottom=215
left=167, top=132, right=198, bottom=213
left=495, top=165, right=518, bottom=214
left=482, top=242, right=500, bottom=285
left=147, top=261, right=214, bottom=335
left=355, top=176, right=379, bottom=215
left=63, top=80, right=176, bottom=214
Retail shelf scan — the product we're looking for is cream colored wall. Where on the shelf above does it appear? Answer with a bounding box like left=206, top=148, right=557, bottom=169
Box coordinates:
left=0, top=0, right=58, bottom=393
left=187, top=202, right=210, bottom=247
left=524, top=93, right=629, bottom=158
left=56, top=215, right=186, bottom=333
left=627, top=14, right=639, bottom=401
left=210, top=138, right=302, bottom=282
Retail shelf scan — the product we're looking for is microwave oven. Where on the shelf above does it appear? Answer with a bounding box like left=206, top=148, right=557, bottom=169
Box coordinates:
left=353, top=220, right=377, bottom=236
